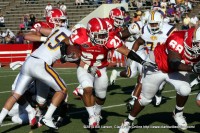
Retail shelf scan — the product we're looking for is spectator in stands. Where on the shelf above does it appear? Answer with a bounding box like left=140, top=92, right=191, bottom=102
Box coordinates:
left=44, top=3, right=52, bottom=17
left=0, top=14, right=5, bottom=27
left=136, top=0, right=143, bottom=10
left=23, top=14, right=29, bottom=30
left=124, top=11, right=131, bottom=27
left=15, top=31, right=24, bottom=44
left=5, top=32, right=13, bottom=44
left=0, top=30, right=6, bottom=44
left=75, top=0, right=84, bottom=8
left=19, top=19, right=25, bottom=31
left=29, top=14, right=36, bottom=27
left=153, top=0, right=161, bottom=11
left=182, top=13, right=190, bottom=30
left=169, top=0, right=176, bottom=6
left=190, top=15, right=199, bottom=26
left=145, top=0, right=152, bottom=6
left=57, top=2, right=60, bottom=8
left=167, top=4, right=175, bottom=16
left=132, top=10, right=142, bottom=22
left=60, top=2, right=67, bottom=14
left=161, top=0, right=167, bottom=8
left=184, top=0, right=192, bottom=12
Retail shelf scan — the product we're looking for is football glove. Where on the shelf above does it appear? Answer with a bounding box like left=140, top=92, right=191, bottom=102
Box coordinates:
left=141, top=60, right=157, bottom=69
left=88, top=66, right=101, bottom=77
left=192, top=61, right=200, bottom=74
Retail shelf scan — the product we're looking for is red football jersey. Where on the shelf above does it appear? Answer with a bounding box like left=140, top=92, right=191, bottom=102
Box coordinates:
left=154, top=30, right=200, bottom=73
left=31, top=21, right=52, bottom=52
left=70, top=28, right=124, bottom=67
left=103, top=18, right=123, bottom=37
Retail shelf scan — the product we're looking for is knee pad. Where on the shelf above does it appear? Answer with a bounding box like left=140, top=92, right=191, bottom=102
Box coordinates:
left=178, top=86, right=191, bottom=96
left=138, top=94, right=152, bottom=106
left=95, top=90, right=106, bottom=99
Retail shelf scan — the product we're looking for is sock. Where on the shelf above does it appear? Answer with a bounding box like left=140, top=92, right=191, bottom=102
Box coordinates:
left=117, top=63, right=119, bottom=67
left=117, top=71, right=121, bottom=77
left=78, top=88, right=84, bottom=95
left=86, top=106, right=95, bottom=117
left=44, top=103, right=57, bottom=119
left=127, top=114, right=135, bottom=123
left=0, top=108, right=9, bottom=123
left=94, top=103, right=102, bottom=115
left=175, top=105, right=184, bottom=114
left=120, top=63, right=123, bottom=67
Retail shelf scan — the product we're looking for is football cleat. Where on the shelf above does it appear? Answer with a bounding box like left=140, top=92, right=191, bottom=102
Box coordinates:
left=88, top=116, right=98, bottom=128
left=173, top=111, right=187, bottom=130
left=154, top=95, right=162, bottom=106
left=110, top=69, right=118, bottom=85
left=41, top=117, right=58, bottom=130
left=119, top=119, right=132, bottom=133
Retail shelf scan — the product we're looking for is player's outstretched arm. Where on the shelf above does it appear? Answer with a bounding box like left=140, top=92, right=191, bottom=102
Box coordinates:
left=132, top=37, right=145, bottom=52
left=35, top=27, right=52, bottom=36
left=168, top=50, right=193, bottom=72
left=117, top=45, right=156, bottom=68
left=24, top=34, right=47, bottom=42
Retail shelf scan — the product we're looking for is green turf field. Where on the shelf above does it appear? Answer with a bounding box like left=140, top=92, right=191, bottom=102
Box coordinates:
left=0, top=67, right=199, bottom=133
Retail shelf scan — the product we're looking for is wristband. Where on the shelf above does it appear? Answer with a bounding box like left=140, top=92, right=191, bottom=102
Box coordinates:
left=40, top=36, right=47, bottom=42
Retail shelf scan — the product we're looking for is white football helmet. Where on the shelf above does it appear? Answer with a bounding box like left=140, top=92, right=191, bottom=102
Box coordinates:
left=184, top=27, right=200, bottom=59
left=147, top=11, right=163, bottom=34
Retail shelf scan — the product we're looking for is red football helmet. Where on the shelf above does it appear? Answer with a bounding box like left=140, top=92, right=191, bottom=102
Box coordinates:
left=109, top=8, right=125, bottom=27
left=184, top=27, right=200, bottom=59
left=87, top=18, right=108, bottom=45
left=46, top=8, right=67, bottom=28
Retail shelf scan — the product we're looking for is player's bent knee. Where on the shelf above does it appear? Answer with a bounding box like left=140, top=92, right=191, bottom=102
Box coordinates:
left=138, top=95, right=152, bottom=106
left=83, top=87, right=93, bottom=95
left=178, top=86, right=191, bottom=96
left=12, top=115, right=23, bottom=124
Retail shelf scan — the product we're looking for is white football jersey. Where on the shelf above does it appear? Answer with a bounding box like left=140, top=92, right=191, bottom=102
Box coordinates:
left=141, top=23, right=175, bottom=51
left=126, top=21, right=144, bottom=51
left=128, top=21, right=144, bottom=39
left=32, top=27, right=72, bottom=65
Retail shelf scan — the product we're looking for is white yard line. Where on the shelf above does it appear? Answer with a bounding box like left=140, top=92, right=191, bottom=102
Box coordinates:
left=1, top=92, right=198, bottom=127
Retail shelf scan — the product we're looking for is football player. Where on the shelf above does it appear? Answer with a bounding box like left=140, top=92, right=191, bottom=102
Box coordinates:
left=72, top=7, right=126, bottom=97
left=119, top=26, right=200, bottom=133
left=69, top=17, right=156, bottom=128
left=7, top=8, right=67, bottom=127
left=0, top=10, right=71, bottom=130
left=111, top=11, right=176, bottom=111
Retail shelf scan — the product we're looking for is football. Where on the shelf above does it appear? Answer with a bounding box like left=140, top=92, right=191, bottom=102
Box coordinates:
left=66, top=45, right=81, bottom=59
